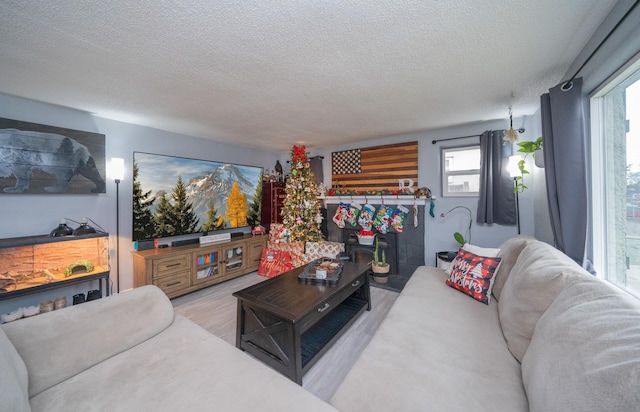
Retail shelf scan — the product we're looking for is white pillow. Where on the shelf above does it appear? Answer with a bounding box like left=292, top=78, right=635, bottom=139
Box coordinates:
left=444, top=243, right=501, bottom=275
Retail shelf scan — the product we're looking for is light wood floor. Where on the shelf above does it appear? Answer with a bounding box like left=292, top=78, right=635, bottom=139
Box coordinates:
left=171, top=272, right=399, bottom=402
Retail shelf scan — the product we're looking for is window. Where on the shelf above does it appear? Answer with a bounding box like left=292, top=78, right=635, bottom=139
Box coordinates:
left=591, top=55, right=640, bottom=297
left=441, top=145, right=480, bottom=197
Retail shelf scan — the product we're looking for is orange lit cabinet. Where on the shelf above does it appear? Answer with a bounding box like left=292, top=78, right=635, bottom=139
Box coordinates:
left=132, top=235, right=266, bottom=298
left=0, top=233, right=110, bottom=301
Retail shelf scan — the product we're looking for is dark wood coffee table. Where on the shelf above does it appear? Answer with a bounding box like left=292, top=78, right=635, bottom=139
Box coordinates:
left=233, top=261, right=371, bottom=384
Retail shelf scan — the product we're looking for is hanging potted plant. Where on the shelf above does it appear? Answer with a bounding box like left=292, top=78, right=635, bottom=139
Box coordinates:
left=371, top=237, right=390, bottom=283
left=513, top=136, right=543, bottom=192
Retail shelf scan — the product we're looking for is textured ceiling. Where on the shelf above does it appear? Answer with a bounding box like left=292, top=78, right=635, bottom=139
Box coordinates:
left=0, top=1, right=616, bottom=152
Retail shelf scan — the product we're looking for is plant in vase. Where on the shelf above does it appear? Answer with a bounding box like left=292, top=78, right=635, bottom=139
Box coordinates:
left=440, top=206, right=473, bottom=247
left=372, top=237, right=390, bottom=283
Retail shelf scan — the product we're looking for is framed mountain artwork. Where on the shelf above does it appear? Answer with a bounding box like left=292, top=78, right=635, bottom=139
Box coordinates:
left=0, top=118, right=106, bottom=194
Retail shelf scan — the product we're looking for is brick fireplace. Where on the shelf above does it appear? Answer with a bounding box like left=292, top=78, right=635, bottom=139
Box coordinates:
left=342, top=228, right=398, bottom=276
left=326, top=202, right=425, bottom=291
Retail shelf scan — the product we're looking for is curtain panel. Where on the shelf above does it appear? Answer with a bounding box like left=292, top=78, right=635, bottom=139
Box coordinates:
left=309, top=156, right=324, bottom=186
left=477, top=130, right=516, bottom=225
left=541, top=77, right=588, bottom=266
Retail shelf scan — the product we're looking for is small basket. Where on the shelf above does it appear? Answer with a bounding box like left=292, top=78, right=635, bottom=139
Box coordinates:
left=356, top=234, right=375, bottom=245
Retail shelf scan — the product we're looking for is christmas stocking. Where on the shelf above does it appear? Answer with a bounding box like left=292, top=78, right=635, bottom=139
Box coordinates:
left=332, top=202, right=349, bottom=228
left=390, top=205, right=409, bottom=233
left=373, top=205, right=394, bottom=234
left=345, top=203, right=362, bottom=227
left=357, top=204, right=376, bottom=230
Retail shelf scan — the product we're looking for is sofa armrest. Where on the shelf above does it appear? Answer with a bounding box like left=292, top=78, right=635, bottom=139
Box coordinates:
left=1, top=285, right=174, bottom=398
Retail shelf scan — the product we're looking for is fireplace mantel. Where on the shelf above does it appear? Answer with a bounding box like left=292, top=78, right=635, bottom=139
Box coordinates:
left=319, top=195, right=431, bottom=206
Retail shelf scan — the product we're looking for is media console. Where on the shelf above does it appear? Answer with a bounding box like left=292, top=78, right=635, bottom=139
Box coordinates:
left=132, top=234, right=266, bottom=298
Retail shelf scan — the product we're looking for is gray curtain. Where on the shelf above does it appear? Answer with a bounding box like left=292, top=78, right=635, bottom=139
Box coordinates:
left=477, top=130, right=516, bottom=225
left=309, top=156, right=324, bottom=186
left=541, top=77, right=588, bottom=266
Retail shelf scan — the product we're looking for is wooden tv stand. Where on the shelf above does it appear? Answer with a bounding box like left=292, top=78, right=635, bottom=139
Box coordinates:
left=132, top=234, right=266, bottom=298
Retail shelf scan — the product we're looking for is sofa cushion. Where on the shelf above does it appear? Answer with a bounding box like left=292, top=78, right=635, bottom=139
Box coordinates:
left=498, top=240, right=589, bottom=362
left=1, top=285, right=175, bottom=397
left=29, top=315, right=337, bottom=412
left=492, top=235, right=535, bottom=301
left=331, top=266, right=527, bottom=412
left=445, top=249, right=501, bottom=305
left=0, top=327, right=30, bottom=412
left=521, top=275, right=640, bottom=411
left=444, top=243, right=500, bottom=275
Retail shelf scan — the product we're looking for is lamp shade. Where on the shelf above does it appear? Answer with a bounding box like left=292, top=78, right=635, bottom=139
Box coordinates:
left=508, top=155, right=521, bottom=178
left=110, top=158, right=125, bottom=181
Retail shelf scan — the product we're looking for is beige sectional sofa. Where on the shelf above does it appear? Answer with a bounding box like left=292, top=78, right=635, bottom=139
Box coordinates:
left=330, top=236, right=640, bottom=411
left=2, top=235, right=639, bottom=411
left=0, top=285, right=337, bottom=412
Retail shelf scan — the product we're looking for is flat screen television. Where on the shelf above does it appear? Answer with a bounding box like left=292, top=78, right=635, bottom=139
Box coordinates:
left=132, top=152, right=263, bottom=242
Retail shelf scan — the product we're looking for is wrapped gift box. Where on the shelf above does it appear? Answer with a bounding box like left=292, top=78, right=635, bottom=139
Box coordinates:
left=305, top=241, right=345, bottom=261
left=268, top=224, right=290, bottom=244
left=257, top=249, right=293, bottom=278
left=266, top=240, right=310, bottom=268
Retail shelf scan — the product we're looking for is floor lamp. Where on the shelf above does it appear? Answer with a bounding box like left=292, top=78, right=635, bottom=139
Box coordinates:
left=111, top=158, right=125, bottom=293
left=508, top=155, right=521, bottom=235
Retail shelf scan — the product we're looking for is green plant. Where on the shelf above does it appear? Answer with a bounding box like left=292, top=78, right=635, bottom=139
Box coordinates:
left=514, top=136, right=543, bottom=193
left=373, top=237, right=388, bottom=267
left=440, top=206, right=473, bottom=246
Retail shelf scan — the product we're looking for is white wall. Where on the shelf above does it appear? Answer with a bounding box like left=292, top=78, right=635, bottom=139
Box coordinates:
left=309, top=117, right=538, bottom=266
left=0, top=93, right=279, bottom=315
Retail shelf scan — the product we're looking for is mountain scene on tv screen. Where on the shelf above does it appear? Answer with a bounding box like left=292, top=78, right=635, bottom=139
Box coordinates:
left=133, top=153, right=262, bottom=241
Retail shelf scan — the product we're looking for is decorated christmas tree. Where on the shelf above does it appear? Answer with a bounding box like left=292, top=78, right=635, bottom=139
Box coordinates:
left=281, top=145, right=324, bottom=242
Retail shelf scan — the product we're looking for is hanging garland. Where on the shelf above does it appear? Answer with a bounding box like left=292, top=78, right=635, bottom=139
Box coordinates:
left=326, top=188, right=416, bottom=197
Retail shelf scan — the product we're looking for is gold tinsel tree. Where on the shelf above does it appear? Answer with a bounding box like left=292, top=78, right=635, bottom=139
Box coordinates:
left=281, top=145, right=324, bottom=242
